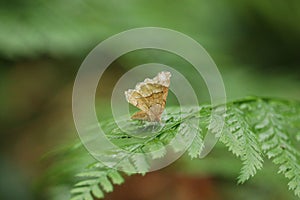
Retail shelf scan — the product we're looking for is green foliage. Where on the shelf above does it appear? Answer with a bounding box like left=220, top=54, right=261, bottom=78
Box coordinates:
left=254, top=100, right=300, bottom=196
left=71, top=164, right=124, bottom=200
left=68, top=97, right=300, bottom=199
left=221, top=102, right=264, bottom=183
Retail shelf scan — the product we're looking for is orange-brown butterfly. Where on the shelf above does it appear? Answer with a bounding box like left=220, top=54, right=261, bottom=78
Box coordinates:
left=125, top=71, right=171, bottom=122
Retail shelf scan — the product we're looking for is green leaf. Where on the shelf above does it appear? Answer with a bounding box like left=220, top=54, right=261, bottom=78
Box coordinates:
left=76, top=171, right=106, bottom=178
left=70, top=187, right=90, bottom=194
left=99, top=176, right=113, bottom=192
left=188, top=131, right=204, bottom=159
left=65, top=97, right=300, bottom=199
left=108, top=171, right=124, bottom=185
left=83, top=192, right=93, bottom=200
left=91, top=185, right=104, bottom=198
left=146, top=141, right=166, bottom=159
left=132, top=154, right=149, bottom=174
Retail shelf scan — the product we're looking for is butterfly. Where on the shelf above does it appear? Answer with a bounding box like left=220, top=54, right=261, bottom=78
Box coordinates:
left=125, top=71, right=171, bottom=122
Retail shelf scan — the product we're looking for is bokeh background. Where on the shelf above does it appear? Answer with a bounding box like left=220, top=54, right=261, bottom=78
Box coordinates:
left=1, top=1, right=300, bottom=200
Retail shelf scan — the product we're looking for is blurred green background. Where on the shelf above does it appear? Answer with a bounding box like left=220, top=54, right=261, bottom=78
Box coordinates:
left=0, top=1, right=300, bottom=200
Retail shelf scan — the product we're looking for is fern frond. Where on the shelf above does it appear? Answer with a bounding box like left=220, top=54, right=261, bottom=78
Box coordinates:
left=144, top=140, right=166, bottom=159
left=67, top=97, right=300, bottom=199
left=70, top=107, right=201, bottom=199
left=220, top=102, right=263, bottom=183
left=70, top=161, right=124, bottom=200
left=254, top=100, right=300, bottom=197
left=188, top=130, right=204, bottom=159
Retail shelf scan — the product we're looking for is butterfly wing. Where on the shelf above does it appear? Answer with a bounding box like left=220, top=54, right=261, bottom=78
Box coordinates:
left=125, top=71, right=171, bottom=122
left=127, top=83, right=169, bottom=121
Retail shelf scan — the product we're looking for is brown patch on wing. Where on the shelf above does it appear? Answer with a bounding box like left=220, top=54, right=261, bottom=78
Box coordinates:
left=129, top=85, right=168, bottom=121
left=131, top=110, right=150, bottom=121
